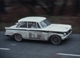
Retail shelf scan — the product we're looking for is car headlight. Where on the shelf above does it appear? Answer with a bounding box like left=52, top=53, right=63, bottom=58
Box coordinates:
left=63, top=33, right=66, bottom=36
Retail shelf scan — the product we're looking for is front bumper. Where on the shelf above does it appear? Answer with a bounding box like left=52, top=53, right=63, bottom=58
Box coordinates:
left=61, top=31, right=72, bottom=40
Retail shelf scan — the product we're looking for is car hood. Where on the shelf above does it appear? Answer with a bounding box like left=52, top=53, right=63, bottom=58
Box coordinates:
left=43, top=24, right=72, bottom=32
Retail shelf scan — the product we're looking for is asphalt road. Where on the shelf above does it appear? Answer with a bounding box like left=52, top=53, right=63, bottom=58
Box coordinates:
left=0, top=31, right=80, bottom=58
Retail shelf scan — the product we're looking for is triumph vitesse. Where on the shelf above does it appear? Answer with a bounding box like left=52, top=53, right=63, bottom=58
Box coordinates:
left=5, top=17, right=72, bottom=45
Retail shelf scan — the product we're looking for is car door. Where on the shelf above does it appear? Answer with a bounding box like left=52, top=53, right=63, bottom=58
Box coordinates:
left=27, top=22, right=42, bottom=40
left=27, top=22, right=48, bottom=40
left=16, top=22, right=29, bottom=39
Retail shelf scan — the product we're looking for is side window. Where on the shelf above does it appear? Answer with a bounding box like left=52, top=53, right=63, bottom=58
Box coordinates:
left=28, top=22, right=40, bottom=28
left=17, top=22, right=27, bottom=28
left=28, top=22, right=36, bottom=28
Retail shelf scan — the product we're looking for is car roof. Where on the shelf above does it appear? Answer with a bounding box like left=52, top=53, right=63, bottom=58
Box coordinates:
left=18, top=16, right=46, bottom=22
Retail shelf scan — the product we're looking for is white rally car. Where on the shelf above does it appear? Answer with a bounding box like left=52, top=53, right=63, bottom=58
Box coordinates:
left=5, top=16, right=72, bottom=45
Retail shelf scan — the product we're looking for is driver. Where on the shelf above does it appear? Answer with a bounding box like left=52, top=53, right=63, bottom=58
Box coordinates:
left=31, top=22, right=37, bottom=28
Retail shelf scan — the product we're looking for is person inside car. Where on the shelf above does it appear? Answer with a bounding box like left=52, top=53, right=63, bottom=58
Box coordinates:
left=31, top=22, right=37, bottom=28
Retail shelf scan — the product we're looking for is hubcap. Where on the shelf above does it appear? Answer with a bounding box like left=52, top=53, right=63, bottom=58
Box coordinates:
left=14, top=34, right=22, bottom=41
left=51, top=36, right=61, bottom=45
left=53, top=37, right=59, bottom=43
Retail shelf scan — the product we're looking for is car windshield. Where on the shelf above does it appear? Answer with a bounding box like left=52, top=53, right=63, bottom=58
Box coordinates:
left=40, top=19, right=51, bottom=28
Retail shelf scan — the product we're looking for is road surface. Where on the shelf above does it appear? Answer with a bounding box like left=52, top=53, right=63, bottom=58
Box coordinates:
left=0, top=31, right=80, bottom=58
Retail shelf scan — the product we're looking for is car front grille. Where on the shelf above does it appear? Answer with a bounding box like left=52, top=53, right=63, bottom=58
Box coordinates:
left=66, top=29, right=72, bottom=35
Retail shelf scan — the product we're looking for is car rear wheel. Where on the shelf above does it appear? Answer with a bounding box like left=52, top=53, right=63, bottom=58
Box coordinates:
left=50, top=35, right=61, bottom=45
left=14, top=34, right=23, bottom=42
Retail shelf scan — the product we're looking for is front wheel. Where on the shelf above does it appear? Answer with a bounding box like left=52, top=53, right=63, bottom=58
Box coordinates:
left=14, top=34, right=23, bottom=42
left=50, top=35, right=61, bottom=45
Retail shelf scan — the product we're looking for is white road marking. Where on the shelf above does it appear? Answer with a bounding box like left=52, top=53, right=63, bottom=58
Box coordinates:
left=57, top=53, right=80, bottom=57
left=11, top=44, right=16, bottom=46
left=0, top=48, right=10, bottom=50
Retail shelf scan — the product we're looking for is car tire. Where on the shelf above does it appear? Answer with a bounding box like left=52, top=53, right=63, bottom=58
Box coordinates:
left=50, top=35, right=61, bottom=45
left=14, top=34, right=23, bottom=42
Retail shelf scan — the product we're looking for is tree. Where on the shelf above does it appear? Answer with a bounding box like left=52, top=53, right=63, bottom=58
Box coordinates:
left=37, top=0, right=56, bottom=15
left=0, top=0, right=6, bottom=22
left=58, top=0, right=68, bottom=15
left=73, top=0, right=80, bottom=15
left=18, top=0, right=37, bottom=15
left=0, top=0, right=6, bottom=14
left=18, top=0, right=56, bottom=15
